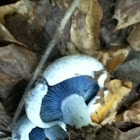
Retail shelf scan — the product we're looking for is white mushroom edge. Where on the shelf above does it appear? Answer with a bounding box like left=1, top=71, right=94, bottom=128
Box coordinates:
left=25, top=54, right=108, bottom=128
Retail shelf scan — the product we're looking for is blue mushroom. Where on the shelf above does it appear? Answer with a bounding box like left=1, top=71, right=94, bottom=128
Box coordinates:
left=12, top=115, right=68, bottom=140
left=40, top=76, right=99, bottom=128
left=23, top=54, right=107, bottom=140
left=29, top=127, right=46, bottom=140
left=29, top=125, right=68, bottom=140
left=25, top=55, right=107, bottom=128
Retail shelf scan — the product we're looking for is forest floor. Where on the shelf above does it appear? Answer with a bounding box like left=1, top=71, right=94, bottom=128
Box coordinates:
left=0, top=0, right=140, bottom=139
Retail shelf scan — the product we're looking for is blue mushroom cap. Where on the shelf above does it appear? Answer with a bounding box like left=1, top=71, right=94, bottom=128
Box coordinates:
left=40, top=75, right=99, bottom=123
left=29, top=127, right=46, bottom=140
left=29, top=125, right=68, bottom=140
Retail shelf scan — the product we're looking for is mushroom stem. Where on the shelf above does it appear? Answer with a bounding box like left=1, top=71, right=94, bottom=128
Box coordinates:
left=61, top=94, right=92, bottom=128
left=25, top=80, right=64, bottom=128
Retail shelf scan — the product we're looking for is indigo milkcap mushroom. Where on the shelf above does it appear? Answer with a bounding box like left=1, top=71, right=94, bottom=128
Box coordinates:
left=40, top=75, right=99, bottom=128
left=25, top=54, right=107, bottom=128
left=29, top=125, right=68, bottom=140
left=12, top=115, right=68, bottom=140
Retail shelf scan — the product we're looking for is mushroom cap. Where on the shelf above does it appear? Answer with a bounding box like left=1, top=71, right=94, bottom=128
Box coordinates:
left=40, top=75, right=99, bottom=123
left=29, top=125, right=68, bottom=140
left=29, top=127, right=46, bottom=140
left=25, top=54, right=107, bottom=128
left=44, top=54, right=106, bottom=88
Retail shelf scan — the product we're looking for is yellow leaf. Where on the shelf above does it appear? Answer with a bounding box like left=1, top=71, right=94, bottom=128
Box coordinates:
left=91, top=80, right=132, bottom=123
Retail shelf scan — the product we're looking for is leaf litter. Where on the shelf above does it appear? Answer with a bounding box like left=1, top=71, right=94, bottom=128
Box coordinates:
left=0, top=0, right=140, bottom=139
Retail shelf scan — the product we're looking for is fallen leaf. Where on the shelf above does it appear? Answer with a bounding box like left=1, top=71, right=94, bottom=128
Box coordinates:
left=4, top=13, right=43, bottom=51
left=116, top=100, right=140, bottom=125
left=127, top=24, right=140, bottom=51
left=70, top=0, right=102, bottom=55
left=0, top=102, right=12, bottom=135
left=91, top=80, right=132, bottom=123
left=118, top=126, right=140, bottom=140
left=114, top=51, right=140, bottom=82
left=98, top=48, right=130, bottom=73
left=0, top=44, right=38, bottom=79
left=99, top=0, right=132, bottom=49
left=114, top=0, right=140, bottom=30
left=0, top=23, right=23, bottom=46
left=0, top=69, right=21, bottom=100
left=0, top=0, right=28, bottom=23
left=50, top=0, right=72, bottom=10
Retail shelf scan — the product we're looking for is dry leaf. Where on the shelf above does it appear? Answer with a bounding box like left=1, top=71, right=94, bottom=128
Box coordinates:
left=0, top=0, right=28, bottom=23
left=4, top=13, right=44, bottom=51
left=127, top=24, right=140, bottom=51
left=118, top=126, right=140, bottom=140
left=91, top=80, right=132, bottom=123
left=0, top=69, right=21, bottom=100
left=114, top=51, right=140, bottom=82
left=0, top=102, right=12, bottom=135
left=0, top=23, right=23, bottom=46
left=70, top=0, right=102, bottom=55
left=116, top=100, right=140, bottom=125
left=0, top=44, right=38, bottom=79
left=114, top=0, right=140, bottom=30
left=50, top=0, right=72, bottom=9
left=98, top=48, right=130, bottom=73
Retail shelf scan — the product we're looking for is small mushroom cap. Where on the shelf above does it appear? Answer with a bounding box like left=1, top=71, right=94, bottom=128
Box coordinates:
left=29, top=127, right=46, bottom=140
left=40, top=76, right=99, bottom=123
left=44, top=54, right=105, bottom=87
left=29, top=126, right=68, bottom=140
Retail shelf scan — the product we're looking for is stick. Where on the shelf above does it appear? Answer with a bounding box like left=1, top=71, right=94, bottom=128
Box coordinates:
left=12, top=0, right=82, bottom=128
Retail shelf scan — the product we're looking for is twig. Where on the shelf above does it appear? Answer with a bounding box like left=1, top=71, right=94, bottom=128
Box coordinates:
left=12, top=0, right=82, bottom=128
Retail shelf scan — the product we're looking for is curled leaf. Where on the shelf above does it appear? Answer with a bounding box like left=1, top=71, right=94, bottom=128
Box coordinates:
left=0, top=23, right=23, bottom=46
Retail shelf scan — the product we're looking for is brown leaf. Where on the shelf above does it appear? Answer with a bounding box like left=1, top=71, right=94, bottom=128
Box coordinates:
left=0, top=69, right=21, bottom=100
left=114, top=51, right=140, bottom=82
left=114, top=0, right=140, bottom=30
left=0, top=0, right=28, bottom=23
left=70, top=0, right=102, bottom=55
left=91, top=80, right=132, bottom=123
left=0, top=102, right=12, bottom=135
left=4, top=13, right=43, bottom=51
left=0, top=44, right=38, bottom=79
left=0, top=23, right=23, bottom=46
left=98, top=48, right=130, bottom=73
left=50, top=0, right=72, bottom=10
left=127, top=24, right=140, bottom=51
left=118, top=127, right=140, bottom=140
left=116, top=100, right=140, bottom=125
